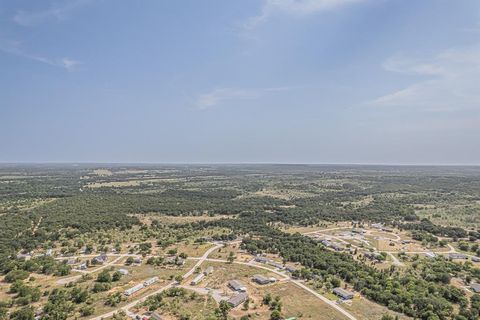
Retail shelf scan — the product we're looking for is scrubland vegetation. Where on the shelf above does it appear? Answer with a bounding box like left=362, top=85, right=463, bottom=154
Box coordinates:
left=0, top=164, right=479, bottom=319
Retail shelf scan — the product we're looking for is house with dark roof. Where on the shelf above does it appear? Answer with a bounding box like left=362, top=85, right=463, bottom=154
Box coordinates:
left=252, top=274, right=271, bottom=285
left=449, top=253, right=468, bottom=260
left=228, top=280, right=246, bottom=292
left=227, top=292, right=248, bottom=308
left=333, top=287, right=354, bottom=300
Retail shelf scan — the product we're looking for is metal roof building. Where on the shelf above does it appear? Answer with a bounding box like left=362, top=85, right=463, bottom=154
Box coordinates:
left=252, top=274, right=271, bottom=285
left=228, top=280, right=247, bottom=292
left=191, top=273, right=205, bottom=285
left=227, top=292, right=248, bottom=308
left=124, top=283, right=144, bottom=296
left=333, top=287, right=354, bottom=300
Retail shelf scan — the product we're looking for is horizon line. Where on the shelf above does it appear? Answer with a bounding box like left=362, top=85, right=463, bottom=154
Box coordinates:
left=1, top=161, right=480, bottom=167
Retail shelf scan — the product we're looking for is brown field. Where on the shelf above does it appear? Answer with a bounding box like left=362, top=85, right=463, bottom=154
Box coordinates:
left=340, top=296, right=411, bottom=320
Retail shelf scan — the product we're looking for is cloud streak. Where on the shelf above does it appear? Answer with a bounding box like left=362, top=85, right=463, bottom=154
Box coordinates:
left=0, top=39, right=80, bottom=71
left=13, top=0, right=94, bottom=26
left=369, top=46, right=480, bottom=112
left=244, top=0, right=366, bottom=30
left=195, top=86, right=290, bottom=110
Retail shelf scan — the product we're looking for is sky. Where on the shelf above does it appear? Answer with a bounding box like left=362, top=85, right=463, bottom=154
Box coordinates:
left=1, top=0, right=479, bottom=164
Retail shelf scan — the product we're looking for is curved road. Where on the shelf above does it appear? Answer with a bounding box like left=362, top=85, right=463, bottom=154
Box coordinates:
left=88, top=243, right=222, bottom=320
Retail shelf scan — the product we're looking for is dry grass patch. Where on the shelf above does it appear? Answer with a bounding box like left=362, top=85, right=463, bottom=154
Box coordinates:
left=340, top=296, right=411, bottom=320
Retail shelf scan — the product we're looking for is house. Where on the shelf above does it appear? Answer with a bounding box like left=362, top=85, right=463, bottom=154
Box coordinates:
left=254, top=256, right=269, bottom=264
left=118, top=268, right=129, bottom=275
left=166, top=256, right=185, bottom=266
left=471, top=283, right=480, bottom=293
left=93, top=254, right=108, bottom=264
left=78, top=263, right=87, bottom=270
left=351, top=229, right=365, bottom=234
left=124, top=283, right=145, bottom=296
left=286, top=266, right=297, bottom=273
left=227, top=292, right=248, bottom=308
left=252, top=274, right=271, bottom=285
left=320, top=239, right=331, bottom=246
left=204, top=266, right=214, bottom=275
left=449, top=253, right=468, bottom=260
left=133, top=257, right=142, bottom=264
left=150, top=312, right=163, bottom=320
left=364, top=252, right=382, bottom=261
left=333, top=287, right=354, bottom=300
left=268, top=261, right=285, bottom=269
left=472, top=256, right=480, bottom=262
left=16, top=252, right=32, bottom=260
left=144, top=276, right=159, bottom=286
left=45, top=249, right=53, bottom=256
left=191, top=273, right=205, bottom=285
left=66, top=258, right=77, bottom=265
left=330, top=243, right=344, bottom=251
left=371, top=223, right=383, bottom=229
left=228, top=280, right=247, bottom=292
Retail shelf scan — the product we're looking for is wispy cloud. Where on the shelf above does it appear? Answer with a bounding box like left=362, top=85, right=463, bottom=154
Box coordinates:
left=369, top=46, right=480, bottom=112
left=195, top=86, right=290, bottom=110
left=244, top=0, right=366, bottom=30
left=13, top=0, right=94, bottom=26
left=0, top=39, right=80, bottom=71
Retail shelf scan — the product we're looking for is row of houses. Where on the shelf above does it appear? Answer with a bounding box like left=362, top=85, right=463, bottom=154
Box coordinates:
left=254, top=255, right=297, bottom=273
left=124, top=276, right=159, bottom=296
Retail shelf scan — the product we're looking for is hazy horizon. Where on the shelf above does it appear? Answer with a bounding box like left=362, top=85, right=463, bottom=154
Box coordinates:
left=1, top=0, right=480, bottom=164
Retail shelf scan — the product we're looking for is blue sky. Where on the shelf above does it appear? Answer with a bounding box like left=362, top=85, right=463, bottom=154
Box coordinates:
left=1, top=0, right=479, bottom=164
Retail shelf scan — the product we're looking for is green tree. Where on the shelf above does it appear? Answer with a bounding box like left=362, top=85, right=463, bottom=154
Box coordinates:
left=9, top=307, right=34, bottom=320
left=270, top=310, right=281, bottom=320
